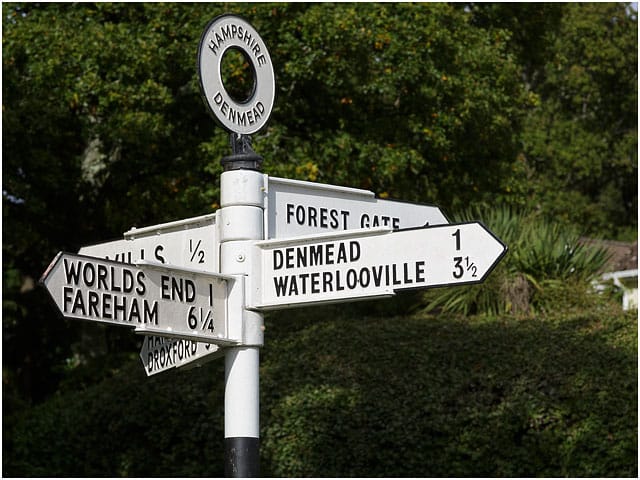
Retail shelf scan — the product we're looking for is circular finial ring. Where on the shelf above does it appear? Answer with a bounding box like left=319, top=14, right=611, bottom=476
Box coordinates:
left=197, top=15, right=275, bottom=135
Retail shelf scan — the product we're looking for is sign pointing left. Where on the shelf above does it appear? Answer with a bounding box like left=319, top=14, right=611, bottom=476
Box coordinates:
left=40, top=252, right=240, bottom=345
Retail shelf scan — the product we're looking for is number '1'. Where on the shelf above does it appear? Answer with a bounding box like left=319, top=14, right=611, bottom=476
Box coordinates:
left=452, top=229, right=461, bottom=250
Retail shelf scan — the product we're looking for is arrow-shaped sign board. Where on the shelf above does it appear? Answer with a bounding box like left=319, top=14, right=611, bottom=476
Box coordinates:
left=265, top=176, right=449, bottom=239
left=78, top=214, right=224, bottom=370
left=41, top=252, right=240, bottom=345
left=140, top=335, right=224, bottom=376
left=250, top=222, right=507, bottom=310
left=78, top=213, right=218, bottom=271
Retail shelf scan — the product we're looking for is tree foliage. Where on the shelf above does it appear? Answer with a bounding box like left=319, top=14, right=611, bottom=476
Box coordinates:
left=521, top=3, right=637, bottom=235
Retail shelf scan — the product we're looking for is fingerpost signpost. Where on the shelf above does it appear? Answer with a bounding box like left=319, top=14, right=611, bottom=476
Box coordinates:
left=40, top=14, right=507, bottom=477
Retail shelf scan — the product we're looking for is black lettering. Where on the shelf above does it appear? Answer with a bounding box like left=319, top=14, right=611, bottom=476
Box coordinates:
left=113, top=295, right=126, bottom=321
left=72, top=289, right=86, bottom=315
left=297, top=247, right=307, bottom=268
left=341, top=211, right=349, bottom=229
left=311, top=272, right=320, bottom=294
left=308, top=206, right=318, bottom=227
left=416, top=261, right=426, bottom=283
left=208, top=38, right=219, bottom=54
left=336, top=270, right=345, bottom=291
left=372, top=265, right=384, bottom=286
left=286, top=203, right=295, bottom=225
left=161, top=275, right=170, bottom=299
left=392, top=264, right=401, bottom=285
left=159, top=346, right=166, bottom=367
left=171, top=277, right=183, bottom=301
left=214, top=91, right=223, bottom=105
left=320, top=208, right=328, bottom=228
left=136, top=271, right=146, bottom=295
left=274, top=276, right=288, bottom=297
left=326, top=243, right=335, bottom=265
left=330, top=209, right=339, bottom=229
left=359, top=268, right=371, bottom=288
left=63, top=286, right=74, bottom=313
left=299, top=273, right=309, bottom=294
left=296, top=205, right=305, bottom=225
left=88, top=291, right=100, bottom=317
left=155, top=245, right=165, bottom=263
left=244, top=30, right=252, bottom=47
left=110, top=266, right=121, bottom=292
left=169, top=343, right=176, bottom=364
left=288, top=276, right=299, bottom=296
left=309, top=245, right=322, bottom=266
left=102, top=292, right=112, bottom=319
left=404, top=263, right=413, bottom=284
left=185, top=279, right=196, bottom=302
left=336, top=243, right=347, bottom=263
left=129, top=298, right=140, bottom=322
left=393, top=218, right=400, bottom=229
left=145, top=300, right=158, bottom=325
left=274, top=250, right=284, bottom=270
left=350, top=241, right=361, bottom=261
left=82, top=263, right=96, bottom=286
left=174, top=342, right=181, bottom=360
left=122, top=269, right=134, bottom=293
left=63, top=259, right=81, bottom=285
left=286, top=247, right=294, bottom=268
left=323, top=271, right=333, bottom=292
left=214, top=31, right=223, bottom=46
left=346, top=269, right=358, bottom=289
left=97, top=264, right=108, bottom=290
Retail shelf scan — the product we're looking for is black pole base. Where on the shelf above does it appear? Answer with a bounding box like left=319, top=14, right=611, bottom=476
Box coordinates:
left=225, top=437, right=260, bottom=477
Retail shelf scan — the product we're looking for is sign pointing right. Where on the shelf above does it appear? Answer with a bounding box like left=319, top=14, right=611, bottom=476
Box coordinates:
left=251, top=222, right=507, bottom=310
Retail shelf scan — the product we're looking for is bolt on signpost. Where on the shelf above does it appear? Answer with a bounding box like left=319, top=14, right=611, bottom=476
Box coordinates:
left=40, top=13, right=508, bottom=478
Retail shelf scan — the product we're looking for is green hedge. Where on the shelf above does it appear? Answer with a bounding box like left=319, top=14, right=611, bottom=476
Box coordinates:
left=4, top=298, right=637, bottom=477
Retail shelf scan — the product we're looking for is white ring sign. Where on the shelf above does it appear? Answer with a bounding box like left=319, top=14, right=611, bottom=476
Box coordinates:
left=197, top=14, right=275, bottom=135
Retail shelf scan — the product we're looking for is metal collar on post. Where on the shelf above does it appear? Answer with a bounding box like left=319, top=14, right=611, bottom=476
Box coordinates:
left=221, top=134, right=263, bottom=172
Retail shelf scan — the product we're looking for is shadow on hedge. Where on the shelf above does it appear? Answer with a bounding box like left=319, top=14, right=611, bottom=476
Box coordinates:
left=260, top=302, right=637, bottom=477
left=3, top=300, right=637, bottom=477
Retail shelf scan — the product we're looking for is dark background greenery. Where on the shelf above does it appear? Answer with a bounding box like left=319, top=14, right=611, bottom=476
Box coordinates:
left=4, top=296, right=637, bottom=477
left=3, top=2, right=637, bottom=477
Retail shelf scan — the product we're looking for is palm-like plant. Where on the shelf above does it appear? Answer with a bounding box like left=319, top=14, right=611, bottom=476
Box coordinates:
left=423, top=207, right=611, bottom=315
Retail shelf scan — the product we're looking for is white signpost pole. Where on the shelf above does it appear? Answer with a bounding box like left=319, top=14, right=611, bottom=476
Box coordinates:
left=218, top=165, right=265, bottom=477
left=198, top=13, right=275, bottom=477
